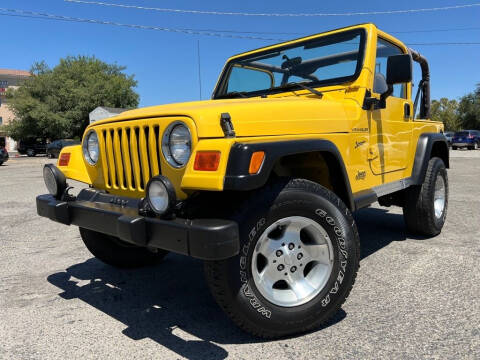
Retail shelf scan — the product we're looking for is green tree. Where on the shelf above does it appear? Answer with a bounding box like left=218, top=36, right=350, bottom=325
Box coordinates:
left=458, top=83, right=480, bottom=130
left=6, top=56, right=139, bottom=140
left=430, top=98, right=460, bottom=131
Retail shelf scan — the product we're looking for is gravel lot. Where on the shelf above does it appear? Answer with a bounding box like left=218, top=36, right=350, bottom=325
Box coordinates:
left=1, top=152, right=479, bottom=360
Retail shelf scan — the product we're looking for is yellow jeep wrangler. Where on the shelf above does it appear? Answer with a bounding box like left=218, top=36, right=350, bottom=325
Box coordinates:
left=37, top=23, right=449, bottom=338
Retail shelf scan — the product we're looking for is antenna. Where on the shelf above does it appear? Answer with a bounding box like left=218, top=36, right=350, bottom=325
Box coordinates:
left=197, top=39, right=202, bottom=100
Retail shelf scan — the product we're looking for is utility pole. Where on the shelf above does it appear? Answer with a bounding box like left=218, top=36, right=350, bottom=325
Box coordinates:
left=197, top=40, right=202, bottom=100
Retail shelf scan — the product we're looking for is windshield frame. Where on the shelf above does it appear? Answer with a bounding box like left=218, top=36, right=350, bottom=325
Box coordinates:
left=213, top=28, right=367, bottom=99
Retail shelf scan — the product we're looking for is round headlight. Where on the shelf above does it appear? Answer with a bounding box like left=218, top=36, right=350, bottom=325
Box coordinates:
left=162, top=122, right=191, bottom=168
left=82, top=130, right=99, bottom=165
left=146, top=176, right=177, bottom=216
left=43, top=164, right=67, bottom=198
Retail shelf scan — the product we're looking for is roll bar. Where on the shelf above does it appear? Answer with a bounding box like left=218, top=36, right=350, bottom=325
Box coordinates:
left=409, top=49, right=431, bottom=119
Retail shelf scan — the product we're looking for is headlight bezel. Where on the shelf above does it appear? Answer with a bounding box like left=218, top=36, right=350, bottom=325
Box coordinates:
left=162, top=121, right=192, bottom=168
left=82, top=129, right=99, bottom=166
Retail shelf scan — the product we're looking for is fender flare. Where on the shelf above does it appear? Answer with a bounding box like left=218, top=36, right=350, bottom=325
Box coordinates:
left=411, top=133, right=449, bottom=185
left=223, top=139, right=355, bottom=210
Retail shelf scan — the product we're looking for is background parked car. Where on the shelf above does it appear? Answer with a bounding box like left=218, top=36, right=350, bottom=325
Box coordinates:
left=451, top=130, right=480, bottom=150
left=0, top=147, right=9, bottom=165
left=46, top=139, right=80, bottom=158
left=17, top=138, right=47, bottom=157
left=444, top=131, right=454, bottom=147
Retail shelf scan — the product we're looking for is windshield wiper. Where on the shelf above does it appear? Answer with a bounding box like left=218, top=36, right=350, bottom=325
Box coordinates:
left=216, top=91, right=248, bottom=99
left=279, top=82, right=323, bottom=97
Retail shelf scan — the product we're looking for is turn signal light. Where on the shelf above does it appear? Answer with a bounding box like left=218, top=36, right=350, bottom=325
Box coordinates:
left=249, top=151, right=265, bottom=174
left=58, top=153, right=71, bottom=166
left=194, top=151, right=221, bottom=171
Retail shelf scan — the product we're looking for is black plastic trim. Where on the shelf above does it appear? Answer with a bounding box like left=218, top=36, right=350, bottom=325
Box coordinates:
left=224, top=139, right=355, bottom=210
left=411, top=133, right=449, bottom=185
left=36, top=190, right=239, bottom=260
left=353, top=189, right=378, bottom=209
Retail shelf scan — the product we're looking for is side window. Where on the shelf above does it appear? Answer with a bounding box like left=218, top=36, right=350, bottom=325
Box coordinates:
left=375, top=38, right=406, bottom=98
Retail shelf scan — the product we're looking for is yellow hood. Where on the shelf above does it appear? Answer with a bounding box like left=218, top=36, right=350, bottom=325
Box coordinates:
left=90, top=93, right=361, bottom=138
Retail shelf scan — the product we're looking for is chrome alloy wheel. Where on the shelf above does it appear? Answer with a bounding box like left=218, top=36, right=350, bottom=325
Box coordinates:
left=434, top=175, right=446, bottom=219
left=251, top=216, right=334, bottom=307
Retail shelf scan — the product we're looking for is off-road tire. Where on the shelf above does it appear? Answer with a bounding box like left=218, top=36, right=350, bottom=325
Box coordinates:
left=80, top=228, right=168, bottom=268
left=204, top=178, right=360, bottom=339
left=403, top=157, right=448, bottom=236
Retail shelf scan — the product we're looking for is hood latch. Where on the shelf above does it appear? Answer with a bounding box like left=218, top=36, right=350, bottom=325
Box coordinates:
left=220, top=112, right=236, bottom=138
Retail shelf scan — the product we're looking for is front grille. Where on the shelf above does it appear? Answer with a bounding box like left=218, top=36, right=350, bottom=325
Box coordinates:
left=98, top=123, right=162, bottom=191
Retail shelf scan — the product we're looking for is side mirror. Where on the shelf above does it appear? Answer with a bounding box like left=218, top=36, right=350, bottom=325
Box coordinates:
left=386, top=54, right=412, bottom=85
left=377, top=54, right=412, bottom=108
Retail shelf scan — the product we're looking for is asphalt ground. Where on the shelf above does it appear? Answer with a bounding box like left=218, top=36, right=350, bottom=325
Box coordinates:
left=0, top=151, right=479, bottom=360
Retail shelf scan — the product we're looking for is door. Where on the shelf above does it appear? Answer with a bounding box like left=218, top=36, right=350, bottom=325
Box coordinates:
left=368, top=38, right=413, bottom=177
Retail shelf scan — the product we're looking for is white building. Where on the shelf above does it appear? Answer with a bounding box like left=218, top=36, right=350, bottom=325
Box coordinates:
left=89, top=106, right=126, bottom=124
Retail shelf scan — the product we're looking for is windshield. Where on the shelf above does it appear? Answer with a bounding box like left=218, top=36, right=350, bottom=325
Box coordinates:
left=214, top=29, right=365, bottom=99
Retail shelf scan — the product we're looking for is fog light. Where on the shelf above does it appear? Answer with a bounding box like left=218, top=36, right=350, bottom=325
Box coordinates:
left=43, top=164, right=67, bottom=199
left=146, top=176, right=176, bottom=216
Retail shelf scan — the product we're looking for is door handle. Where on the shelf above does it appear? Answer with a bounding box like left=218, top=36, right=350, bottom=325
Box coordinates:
left=367, top=146, right=378, bottom=160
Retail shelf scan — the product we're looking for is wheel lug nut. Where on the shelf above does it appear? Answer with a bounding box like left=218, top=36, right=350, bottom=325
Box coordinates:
left=288, top=243, right=295, bottom=250
left=277, top=264, right=285, bottom=271
left=290, top=266, right=297, bottom=273
left=276, top=250, right=283, bottom=257
left=297, top=253, right=303, bottom=260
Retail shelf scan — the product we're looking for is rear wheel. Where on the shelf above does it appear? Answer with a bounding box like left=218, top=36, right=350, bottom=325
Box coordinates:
left=80, top=228, right=168, bottom=268
left=204, top=179, right=360, bottom=338
left=452, top=146, right=457, bottom=150
left=403, top=157, right=448, bottom=236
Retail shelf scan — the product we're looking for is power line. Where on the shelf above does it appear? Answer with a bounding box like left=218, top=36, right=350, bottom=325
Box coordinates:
left=65, top=0, right=480, bottom=17
left=2, top=8, right=479, bottom=37
left=0, top=8, right=282, bottom=41
left=2, top=8, right=480, bottom=46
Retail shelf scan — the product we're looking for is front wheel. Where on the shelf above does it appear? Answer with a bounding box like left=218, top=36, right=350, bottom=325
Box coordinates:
left=80, top=228, right=168, bottom=268
left=26, top=149, right=36, bottom=157
left=204, top=179, right=360, bottom=338
left=403, top=157, right=448, bottom=236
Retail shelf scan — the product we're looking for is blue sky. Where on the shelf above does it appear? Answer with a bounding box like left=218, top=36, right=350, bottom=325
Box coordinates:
left=2, top=0, right=479, bottom=107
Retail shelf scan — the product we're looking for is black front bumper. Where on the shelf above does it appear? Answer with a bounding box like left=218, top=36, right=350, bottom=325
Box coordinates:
left=36, top=189, right=239, bottom=260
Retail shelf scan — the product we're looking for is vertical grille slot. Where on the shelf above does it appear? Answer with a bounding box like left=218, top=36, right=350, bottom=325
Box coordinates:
left=153, top=125, right=162, bottom=175
left=100, top=130, right=111, bottom=188
left=106, top=130, right=117, bottom=188
left=121, top=127, right=134, bottom=190
left=138, top=126, right=151, bottom=187
left=130, top=127, right=143, bottom=190
left=113, top=129, right=125, bottom=189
